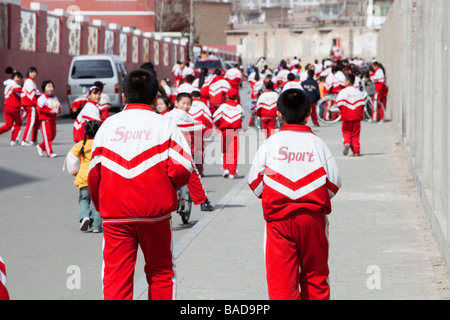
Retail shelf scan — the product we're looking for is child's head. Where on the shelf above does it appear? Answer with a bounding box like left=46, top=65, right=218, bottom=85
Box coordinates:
left=345, top=73, right=355, bottom=86
left=185, top=74, right=195, bottom=84
left=87, top=86, right=102, bottom=104
left=191, top=90, right=202, bottom=100
left=175, top=93, right=192, bottom=112
left=122, top=69, right=159, bottom=106
left=277, top=89, right=311, bottom=125
left=26, top=66, right=38, bottom=79
left=5, top=67, right=23, bottom=84
left=41, top=80, right=55, bottom=95
left=156, top=95, right=173, bottom=114
left=287, top=73, right=296, bottom=82
left=93, top=81, right=104, bottom=92
left=226, top=88, right=238, bottom=101
left=79, top=121, right=101, bottom=156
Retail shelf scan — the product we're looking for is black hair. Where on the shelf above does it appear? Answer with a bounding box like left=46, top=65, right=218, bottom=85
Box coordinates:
left=26, top=66, right=38, bottom=78
left=265, top=80, right=274, bottom=91
left=93, top=81, right=104, bottom=91
left=123, top=69, right=159, bottom=105
left=140, top=62, right=157, bottom=77
left=213, top=69, right=222, bottom=76
left=198, top=68, right=208, bottom=88
left=41, top=80, right=55, bottom=93
left=287, top=73, right=296, bottom=81
left=5, top=67, right=23, bottom=79
left=185, top=74, right=195, bottom=83
left=79, top=121, right=101, bottom=157
left=157, top=94, right=173, bottom=112
left=191, top=90, right=201, bottom=98
left=277, top=89, right=311, bottom=124
left=307, top=69, right=315, bottom=78
left=176, top=92, right=193, bottom=103
left=346, top=73, right=355, bottom=85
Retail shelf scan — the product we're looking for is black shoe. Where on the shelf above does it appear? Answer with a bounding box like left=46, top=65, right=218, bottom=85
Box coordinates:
left=343, top=143, right=351, bottom=156
left=200, top=199, right=214, bottom=212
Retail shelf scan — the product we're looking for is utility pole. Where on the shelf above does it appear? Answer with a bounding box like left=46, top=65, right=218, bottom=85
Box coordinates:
left=189, top=0, right=195, bottom=61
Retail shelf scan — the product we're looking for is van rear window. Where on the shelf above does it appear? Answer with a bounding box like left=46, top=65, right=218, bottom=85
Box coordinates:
left=71, top=60, right=114, bottom=79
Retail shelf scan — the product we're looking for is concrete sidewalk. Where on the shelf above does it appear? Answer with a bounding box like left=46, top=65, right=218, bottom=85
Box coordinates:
left=137, top=120, right=450, bottom=300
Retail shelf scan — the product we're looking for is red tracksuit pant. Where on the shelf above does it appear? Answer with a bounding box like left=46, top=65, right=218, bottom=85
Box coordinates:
left=0, top=106, right=22, bottom=142
left=102, top=220, right=175, bottom=300
left=22, top=106, right=39, bottom=143
left=39, top=120, right=56, bottom=156
left=372, top=93, right=385, bottom=122
left=265, top=212, right=330, bottom=300
left=310, top=103, right=319, bottom=126
left=221, top=129, right=239, bottom=175
left=187, top=164, right=208, bottom=205
left=261, top=118, right=277, bottom=140
left=342, top=121, right=361, bottom=156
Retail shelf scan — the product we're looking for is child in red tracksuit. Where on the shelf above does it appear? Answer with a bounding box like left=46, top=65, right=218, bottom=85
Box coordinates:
left=36, top=80, right=61, bottom=158
left=256, top=81, right=279, bottom=140
left=1, top=67, right=23, bottom=146
left=336, top=73, right=365, bottom=157
left=21, top=67, right=40, bottom=146
left=165, top=93, right=215, bottom=212
left=248, top=88, right=341, bottom=300
left=213, top=88, right=244, bottom=179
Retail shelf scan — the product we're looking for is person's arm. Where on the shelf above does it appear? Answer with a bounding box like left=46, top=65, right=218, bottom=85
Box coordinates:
left=248, top=142, right=268, bottom=199
left=166, top=126, right=193, bottom=190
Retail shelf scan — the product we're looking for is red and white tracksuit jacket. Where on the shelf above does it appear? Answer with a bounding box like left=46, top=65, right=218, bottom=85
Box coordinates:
left=224, top=68, right=243, bottom=102
left=37, top=93, right=61, bottom=156
left=189, top=99, right=213, bottom=175
left=331, top=71, right=346, bottom=94
left=282, top=80, right=304, bottom=92
left=208, top=76, right=231, bottom=114
left=256, top=90, right=279, bottom=139
left=88, top=103, right=192, bottom=300
left=213, top=100, right=243, bottom=175
left=248, top=125, right=341, bottom=300
left=73, top=101, right=101, bottom=142
left=71, top=94, right=111, bottom=121
left=336, top=85, right=365, bottom=156
left=275, top=69, right=290, bottom=87
left=0, top=80, right=23, bottom=142
left=165, top=108, right=209, bottom=205
left=21, top=78, right=40, bottom=143
left=0, top=255, right=9, bottom=300
left=370, top=68, right=388, bottom=121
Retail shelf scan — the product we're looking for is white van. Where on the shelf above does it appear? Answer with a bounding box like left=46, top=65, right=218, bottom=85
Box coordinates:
left=67, top=54, right=127, bottom=116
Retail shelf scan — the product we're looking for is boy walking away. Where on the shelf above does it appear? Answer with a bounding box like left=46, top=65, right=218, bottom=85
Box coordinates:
left=248, top=88, right=341, bottom=300
left=88, top=70, right=193, bottom=300
left=256, top=81, right=279, bottom=140
left=36, top=80, right=61, bottom=158
left=213, top=88, right=244, bottom=179
left=336, top=73, right=365, bottom=157
left=301, top=69, right=321, bottom=127
left=165, top=93, right=215, bottom=211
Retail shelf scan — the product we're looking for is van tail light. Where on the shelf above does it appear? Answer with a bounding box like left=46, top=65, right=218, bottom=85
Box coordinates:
left=67, top=85, right=71, bottom=95
left=115, top=83, right=120, bottom=94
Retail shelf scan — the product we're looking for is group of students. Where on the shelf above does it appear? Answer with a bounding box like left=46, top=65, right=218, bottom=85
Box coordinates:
left=1, top=66, right=62, bottom=158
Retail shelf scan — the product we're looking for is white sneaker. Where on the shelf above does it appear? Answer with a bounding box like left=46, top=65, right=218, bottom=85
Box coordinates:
left=21, top=141, right=32, bottom=147
left=229, top=174, right=236, bottom=179
left=222, top=169, right=230, bottom=178
left=49, top=153, right=58, bottom=158
left=10, top=141, right=18, bottom=146
left=36, top=145, right=44, bottom=157
left=80, top=217, right=90, bottom=232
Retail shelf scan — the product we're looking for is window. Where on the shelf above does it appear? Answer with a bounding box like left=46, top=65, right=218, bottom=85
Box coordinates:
left=71, top=60, right=114, bottom=79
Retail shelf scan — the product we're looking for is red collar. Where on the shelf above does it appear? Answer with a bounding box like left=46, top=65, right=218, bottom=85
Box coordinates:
left=280, top=124, right=314, bottom=134
left=123, top=103, right=154, bottom=112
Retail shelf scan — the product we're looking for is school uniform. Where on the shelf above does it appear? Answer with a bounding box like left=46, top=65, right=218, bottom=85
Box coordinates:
left=336, top=85, right=365, bottom=156
left=208, top=76, right=231, bottom=115
left=0, top=80, right=23, bottom=144
left=165, top=108, right=209, bottom=205
left=256, top=90, right=279, bottom=139
left=301, top=77, right=321, bottom=126
left=248, top=125, right=341, bottom=300
left=0, top=256, right=9, bottom=300
left=370, top=68, right=388, bottom=121
left=21, top=78, right=40, bottom=144
left=88, top=103, right=192, bottom=300
left=37, top=93, right=61, bottom=157
left=73, top=101, right=101, bottom=142
left=213, top=97, right=244, bottom=176
left=224, top=68, right=243, bottom=103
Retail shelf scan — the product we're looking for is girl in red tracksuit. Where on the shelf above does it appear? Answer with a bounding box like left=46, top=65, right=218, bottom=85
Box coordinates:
left=36, top=80, right=61, bottom=158
left=256, top=81, right=279, bottom=140
left=213, top=88, right=244, bottom=179
left=21, top=66, right=40, bottom=146
left=370, top=62, right=388, bottom=122
left=1, top=67, right=23, bottom=146
left=336, top=73, right=365, bottom=157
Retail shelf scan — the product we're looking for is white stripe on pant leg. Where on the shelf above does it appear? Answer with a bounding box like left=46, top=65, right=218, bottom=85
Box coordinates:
left=373, top=94, right=378, bottom=121
left=170, top=219, right=177, bottom=300
left=324, top=213, right=331, bottom=294
left=101, top=236, right=105, bottom=299
left=41, top=121, right=51, bottom=156
left=25, top=107, right=36, bottom=142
